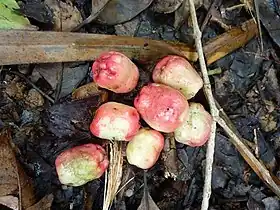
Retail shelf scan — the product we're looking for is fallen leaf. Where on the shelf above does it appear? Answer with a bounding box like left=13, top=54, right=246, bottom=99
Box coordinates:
left=58, top=63, right=89, bottom=99
left=33, top=62, right=89, bottom=99
left=26, top=194, right=53, bottom=210
left=91, top=0, right=111, bottom=16
left=174, top=0, right=203, bottom=29
left=0, top=129, right=19, bottom=196
left=258, top=0, right=280, bottom=49
left=0, top=0, right=37, bottom=30
left=161, top=133, right=179, bottom=179
left=17, top=0, right=53, bottom=24
left=33, top=63, right=62, bottom=90
left=137, top=171, right=160, bottom=210
left=45, top=0, right=82, bottom=31
left=72, top=82, right=108, bottom=103
left=151, top=0, right=184, bottom=14
left=0, top=30, right=197, bottom=66
left=0, top=196, right=19, bottom=210
left=96, top=0, right=154, bottom=25
left=0, top=129, right=37, bottom=209
left=43, top=94, right=103, bottom=138
left=137, top=192, right=160, bottom=210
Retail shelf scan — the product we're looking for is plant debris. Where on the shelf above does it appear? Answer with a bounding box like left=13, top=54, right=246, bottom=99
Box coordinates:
left=1, top=0, right=280, bottom=209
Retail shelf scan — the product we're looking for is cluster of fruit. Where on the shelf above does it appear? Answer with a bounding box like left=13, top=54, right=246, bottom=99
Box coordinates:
left=55, top=51, right=213, bottom=187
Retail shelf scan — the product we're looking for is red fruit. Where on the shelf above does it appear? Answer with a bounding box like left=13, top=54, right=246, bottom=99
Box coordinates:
left=126, top=128, right=164, bottom=169
left=134, top=83, right=189, bottom=133
left=55, top=143, right=109, bottom=186
left=174, top=102, right=213, bottom=147
left=152, top=55, right=203, bottom=99
left=90, top=102, right=140, bottom=141
left=92, top=51, right=139, bottom=93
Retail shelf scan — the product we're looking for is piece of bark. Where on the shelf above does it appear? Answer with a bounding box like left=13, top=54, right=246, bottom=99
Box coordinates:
left=0, top=30, right=196, bottom=65
left=0, top=19, right=257, bottom=66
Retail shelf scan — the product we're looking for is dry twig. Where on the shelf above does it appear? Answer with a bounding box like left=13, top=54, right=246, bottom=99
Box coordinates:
left=188, top=0, right=219, bottom=209
left=188, top=0, right=280, bottom=209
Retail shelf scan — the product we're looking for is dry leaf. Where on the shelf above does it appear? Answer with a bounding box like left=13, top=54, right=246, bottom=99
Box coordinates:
left=45, top=0, right=82, bottom=31
left=18, top=164, right=36, bottom=209
left=0, top=30, right=197, bottom=66
left=33, top=62, right=89, bottom=99
left=96, top=0, right=154, bottom=25
left=0, top=129, right=19, bottom=197
left=137, top=192, right=160, bottom=210
left=72, top=82, right=108, bottom=103
left=174, top=0, right=203, bottom=29
left=137, top=172, right=160, bottom=210
left=151, top=0, right=184, bottom=14
left=26, top=194, right=53, bottom=210
left=0, top=129, right=36, bottom=209
left=91, top=0, right=111, bottom=16
left=161, top=134, right=179, bottom=179
left=0, top=196, right=19, bottom=210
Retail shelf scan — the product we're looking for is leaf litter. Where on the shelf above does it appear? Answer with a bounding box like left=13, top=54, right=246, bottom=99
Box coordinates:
left=1, top=0, right=280, bottom=209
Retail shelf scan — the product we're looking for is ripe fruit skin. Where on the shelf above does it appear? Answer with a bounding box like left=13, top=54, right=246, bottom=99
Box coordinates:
left=55, top=144, right=109, bottom=187
left=174, top=102, right=213, bottom=147
left=152, top=55, right=203, bottom=99
left=126, top=128, right=164, bottom=169
left=92, top=51, right=139, bottom=93
left=90, top=102, right=140, bottom=141
left=134, top=83, right=189, bottom=133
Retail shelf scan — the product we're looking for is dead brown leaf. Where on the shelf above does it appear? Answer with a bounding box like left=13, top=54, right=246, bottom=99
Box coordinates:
left=26, top=194, right=53, bottom=210
left=174, top=0, right=203, bottom=29
left=96, top=0, right=154, bottom=25
left=0, top=196, right=19, bottom=210
left=0, top=30, right=197, bottom=66
left=72, top=82, right=108, bottom=103
left=0, top=129, right=37, bottom=209
left=0, top=129, right=19, bottom=197
left=45, top=0, right=82, bottom=31
left=162, top=134, right=179, bottom=179
left=152, top=0, right=184, bottom=14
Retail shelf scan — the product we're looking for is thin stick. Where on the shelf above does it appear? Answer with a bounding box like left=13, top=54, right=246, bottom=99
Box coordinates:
left=188, top=0, right=219, bottom=209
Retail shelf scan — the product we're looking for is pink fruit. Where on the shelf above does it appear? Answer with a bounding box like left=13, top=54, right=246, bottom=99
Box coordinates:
left=55, top=143, right=109, bottom=186
left=126, top=128, right=164, bottom=169
left=134, top=83, right=189, bottom=133
left=92, top=51, right=139, bottom=93
left=152, top=55, right=203, bottom=99
left=90, top=102, right=140, bottom=141
left=174, top=102, right=213, bottom=147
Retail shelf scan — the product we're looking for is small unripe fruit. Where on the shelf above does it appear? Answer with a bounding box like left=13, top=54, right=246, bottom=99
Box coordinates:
left=134, top=83, right=189, bottom=133
left=55, top=144, right=109, bottom=186
left=152, top=55, right=203, bottom=99
left=126, top=128, right=164, bottom=169
left=174, top=102, right=213, bottom=147
left=92, top=51, right=139, bottom=93
left=90, top=102, right=140, bottom=141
